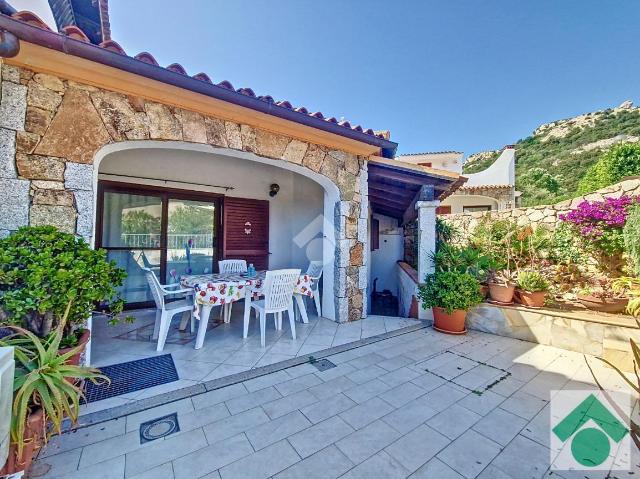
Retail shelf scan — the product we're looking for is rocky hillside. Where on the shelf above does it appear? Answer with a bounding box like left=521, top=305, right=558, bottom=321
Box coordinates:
left=463, top=101, right=640, bottom=206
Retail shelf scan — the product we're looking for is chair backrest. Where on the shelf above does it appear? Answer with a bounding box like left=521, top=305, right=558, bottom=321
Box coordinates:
left=263, top=269, right=301, bottom=311
left=142, top=267, right=164, bottom=309
left=219, top=259, right=247, bottom=274
left=306, top=261, right=324, bottom=280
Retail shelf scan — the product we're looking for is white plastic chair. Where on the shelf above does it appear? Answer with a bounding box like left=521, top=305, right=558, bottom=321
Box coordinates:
left=244, top=269, right=300, bottom=347
left=218, top=260, right=247, bottom=323
left=294, top=261, right=324, bottom=323
left=143, top=267, right=195, bottom=352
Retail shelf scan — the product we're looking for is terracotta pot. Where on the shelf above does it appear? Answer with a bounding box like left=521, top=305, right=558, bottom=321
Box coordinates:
left=0, top=409, right=45, bottom=476
left=577, top=294, right=629, bottom=314
left=516, top=290, right=546, bottom=308
left=58, top=329, right=90, bottom=366
left=479, top=284, right=489, bottom=299
left=432, top=307, right=467, bottom=335
left=488, top=283, right=516, bottom=304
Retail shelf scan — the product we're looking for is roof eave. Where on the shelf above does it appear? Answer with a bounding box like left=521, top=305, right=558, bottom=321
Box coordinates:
left=0, top=14, right=398, bottom=157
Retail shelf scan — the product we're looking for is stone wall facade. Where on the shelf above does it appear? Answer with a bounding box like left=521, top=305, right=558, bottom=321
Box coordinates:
left=0, top=62, right=370, bottom=322
left=445, top=178, right=640, bottom=238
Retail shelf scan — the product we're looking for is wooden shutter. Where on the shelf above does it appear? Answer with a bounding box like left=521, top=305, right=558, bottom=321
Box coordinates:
left=223, top=197, right=270, bottom=270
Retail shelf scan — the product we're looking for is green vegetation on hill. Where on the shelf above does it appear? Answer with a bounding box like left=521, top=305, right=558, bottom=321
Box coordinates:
left=462, top=107, right=640, bottom=206
left=463, top=151, right=500, bottom=174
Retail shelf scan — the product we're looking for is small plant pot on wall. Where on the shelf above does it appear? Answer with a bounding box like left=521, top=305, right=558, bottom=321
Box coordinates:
left=0, top=409, right=45, bottom=477
left=488, top=283, right=516, bottom=304
left=432, top=307, right=468, bottom=335
left=515, top=290, right=546, bottom=308
left=577, top=294, right=629, bottom=314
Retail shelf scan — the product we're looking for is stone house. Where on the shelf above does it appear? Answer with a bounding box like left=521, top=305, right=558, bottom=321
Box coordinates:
left=0, top=3, right=463, bottom=327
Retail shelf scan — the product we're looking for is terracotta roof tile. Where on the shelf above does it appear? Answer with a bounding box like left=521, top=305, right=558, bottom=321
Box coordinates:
left=4, top=8, right=386, bottom=141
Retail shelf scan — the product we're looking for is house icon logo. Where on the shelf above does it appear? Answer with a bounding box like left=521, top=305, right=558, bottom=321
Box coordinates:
left=551, top=391, right=631, bottom=471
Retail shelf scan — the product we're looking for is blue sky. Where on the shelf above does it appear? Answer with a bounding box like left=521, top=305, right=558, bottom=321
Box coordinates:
left=20, top=0, right=640, bottom=157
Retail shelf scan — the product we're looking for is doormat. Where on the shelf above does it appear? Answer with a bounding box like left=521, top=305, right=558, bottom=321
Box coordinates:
left=84, top=354, right=179, bottom=403
left=115, top=318, right=222, bottom=345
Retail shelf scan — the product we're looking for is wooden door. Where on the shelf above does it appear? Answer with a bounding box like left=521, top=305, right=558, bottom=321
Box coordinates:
left=223, top=197, right=270, bottom=269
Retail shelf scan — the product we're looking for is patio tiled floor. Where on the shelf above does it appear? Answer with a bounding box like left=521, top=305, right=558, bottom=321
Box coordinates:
left=84, top=306, right=417, bottom=414
left=34, top=326, right=639, bottom=479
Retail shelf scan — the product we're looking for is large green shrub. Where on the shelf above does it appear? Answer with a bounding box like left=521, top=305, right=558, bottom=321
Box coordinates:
left=0, top=226, right=127, bottom=337
left=578, top=143, right=640, bottom=194
left=624, top=204, right=640, bottom=276
left=431, top=244, right=496, bottom=283
left=418, top=271, right=483, bottom=315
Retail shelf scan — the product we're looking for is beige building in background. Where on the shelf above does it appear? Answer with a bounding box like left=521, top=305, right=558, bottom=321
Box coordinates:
left=396, top=146, right=519, bottom=214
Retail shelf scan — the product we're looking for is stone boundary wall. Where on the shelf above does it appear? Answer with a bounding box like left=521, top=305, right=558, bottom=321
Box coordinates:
left=0, top=62, right=370, bottom=321
left=444, top=178, right=640, bottom=238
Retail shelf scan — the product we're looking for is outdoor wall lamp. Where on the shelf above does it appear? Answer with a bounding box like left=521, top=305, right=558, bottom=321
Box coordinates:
left=269, top=184, right=280, bottom=197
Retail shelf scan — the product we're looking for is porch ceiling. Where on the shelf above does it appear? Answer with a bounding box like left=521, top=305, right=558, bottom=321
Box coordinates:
left=367, top=157, right=467, bottom=222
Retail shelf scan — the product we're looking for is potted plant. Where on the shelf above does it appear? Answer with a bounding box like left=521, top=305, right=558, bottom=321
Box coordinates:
left=0, top=226, right=128, bottom=362
left=0, top=303, right=107, bottom=476
left=488, top=269, right=518, bottom=304
left=515, top=271, right=550, bottom=308
left=577, top=278, right=629, bottom=314
left=418, top=270, right=483, bottom=334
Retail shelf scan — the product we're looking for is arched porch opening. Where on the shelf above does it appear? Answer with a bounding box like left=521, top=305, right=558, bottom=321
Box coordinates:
left=92, top=141, right=340, bottom=321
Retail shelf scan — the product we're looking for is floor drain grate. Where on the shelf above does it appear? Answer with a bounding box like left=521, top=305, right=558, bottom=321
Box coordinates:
left=140, top=413, right=180, bottom=444
left=310, top=358, right=337, bottom=372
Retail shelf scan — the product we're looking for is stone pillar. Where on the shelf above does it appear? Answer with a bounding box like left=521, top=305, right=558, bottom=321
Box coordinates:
left=416, top=197, right=439, bottom=321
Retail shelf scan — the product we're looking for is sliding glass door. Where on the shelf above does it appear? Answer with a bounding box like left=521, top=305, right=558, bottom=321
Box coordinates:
left=97, top=182, right=220, bottom=307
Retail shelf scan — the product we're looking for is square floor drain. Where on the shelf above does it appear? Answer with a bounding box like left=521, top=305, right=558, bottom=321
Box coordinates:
left=140, top=413, right=180, bottom=444
left=310, top=358, right=337, bottom=372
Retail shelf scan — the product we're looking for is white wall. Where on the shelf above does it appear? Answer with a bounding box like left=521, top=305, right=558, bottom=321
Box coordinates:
left=441, top=194, right=499, bottom=214
left=99, top=148, right=324, bottom=272
left=369, top=213, right=404, bottom=295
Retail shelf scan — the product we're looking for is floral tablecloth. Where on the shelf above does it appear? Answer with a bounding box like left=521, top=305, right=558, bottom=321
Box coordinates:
left=181, top=271, right=313, bottom=319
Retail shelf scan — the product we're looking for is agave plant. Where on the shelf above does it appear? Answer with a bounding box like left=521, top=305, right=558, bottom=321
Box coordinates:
left=0, top=301, right=108, bottom=457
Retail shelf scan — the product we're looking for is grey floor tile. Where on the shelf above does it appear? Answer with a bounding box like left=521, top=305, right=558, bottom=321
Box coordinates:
left=377, top=355, right=414, bottom=372
left=246, top=410, right=311, bottom=450
left=475, top=465, right=515, bottom=479
left=172, top=433, right=254, bottom=479
left=436, top=429, right=501, bottom=479
left=313, top=362, right=357, bottom=381
left=426, top=404, right=482, bottom=440
left=31, top=448, right=82, bottom=479
left=203, top=407, right=270, bottom=444
left=422, top=383, right=467, bottom=412
left=219, top=439, right=300, bottom=479
left=243, top=370, right=292, bottom=392
left=178, top=402, right=230, bottom=432
left=431, top=356, right=479, bottom=380
left=385, top=424, right=451, bottom=473
left=261, top=389, right=318, bottom=419
left=300, top=392, right=356, bottom=424
left=53, top=455, right=125, bottom=479
left=40, top=418, right=126, bottom=458
left=288, top=415, right=354, bottom=458
left=307, top=375, right=356, bottom=400
left=128, top=462, right=174, bottom=479
left=499, top=390, right=548, bottom=420
left=382, top=395, right=438, bottom=435
left=379, top=381, right=426, bottom=408
left=340, top=396, right=396, bottom=430
left=472, top=407, right=528, bottom=446
left=343, top=378, right=392, bottom=403
left=79, top=430, right=150, bottom=469
left=457, top=390, right=504, bottom=416
left=347, top=353, right=386, bottom=369
left=379, top=366, right=422, bottom=387
left=410, top=372, right=447, bottom=392
left=409, top=458, right=465, bottom=479
left=490, top=434, right=550, bottom=479
left=346, top=364, right=387, bottom=385
left=275, top=373, right=323, bottom=396
left=336, top=419, right=401, bottom=465
left=340, top=450, right=409, bottom=479
left=225, top=386, right=282, bottom=414
left=274, top=445, right=353, bottom=479
left=125, top=428, right=208, bottom=477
